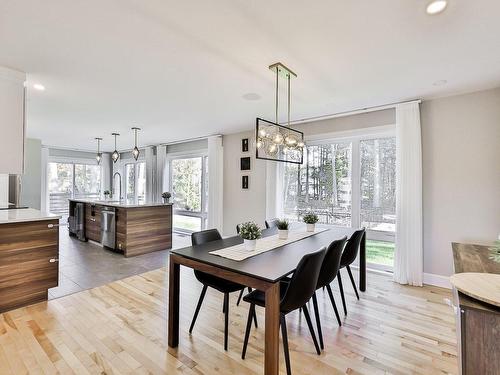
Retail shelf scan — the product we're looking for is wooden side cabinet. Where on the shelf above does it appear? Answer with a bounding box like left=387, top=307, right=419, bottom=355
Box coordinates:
left=0, top=219, right=59, bottom=313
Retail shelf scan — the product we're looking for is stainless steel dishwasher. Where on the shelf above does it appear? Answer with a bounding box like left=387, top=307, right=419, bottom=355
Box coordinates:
left=101, top=206, right=116, bottom=249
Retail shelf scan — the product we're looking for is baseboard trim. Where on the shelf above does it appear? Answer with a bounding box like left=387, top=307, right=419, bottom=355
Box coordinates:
left=423, top=273, right=451, bottom=289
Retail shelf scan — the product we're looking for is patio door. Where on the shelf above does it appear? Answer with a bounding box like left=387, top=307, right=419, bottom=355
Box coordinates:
left=169, top=155, right=208, bottom=233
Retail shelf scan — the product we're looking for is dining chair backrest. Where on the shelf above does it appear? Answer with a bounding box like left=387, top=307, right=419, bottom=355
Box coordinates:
left=265, top=219, right=279, bottom=229
left=341, top=228, right=365, bottom=266
left=316, top=237, right=347, bottom=289
left=280, top=247, right=326, bottom=313
left=191, top=229, right=222, bottom=246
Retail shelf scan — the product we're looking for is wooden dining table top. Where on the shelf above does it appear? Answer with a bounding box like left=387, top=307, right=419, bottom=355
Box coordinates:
left=171, top=226, right=356, bottom=283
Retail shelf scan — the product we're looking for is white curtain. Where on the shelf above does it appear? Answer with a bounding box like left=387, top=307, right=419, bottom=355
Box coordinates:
left=207, top=136, right=224, bottom=231
left=393, top=102, right=423, bottom=286
left=265, top=161, right=284, bottom=220
left=156, top=145, right=168, bottom=201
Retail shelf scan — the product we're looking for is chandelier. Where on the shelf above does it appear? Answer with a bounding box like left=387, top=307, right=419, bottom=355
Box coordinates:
left=255, top=62, right=304, bottom=164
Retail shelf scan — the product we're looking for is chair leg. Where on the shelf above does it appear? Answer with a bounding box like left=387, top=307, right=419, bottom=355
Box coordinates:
left=346, top=265, right=360, bottom=300
left=189, top=285, right=208, bottom=334
left=280, top=314, right=292, bottom=375
left=326, top=284, right=342, bottom=326
left=252, top=306, right=258, bottom=328
left=224, top=292, right=229, bottom=351
left=241, top=304, right=255, bottom=359
left=236, top=289, right=244, bottom=306
left=337, top=271, right=347, bottom=315
left=302, top=305, right=321, bottom=355
left=311, top=292, right=324, bottom=350
left=237, top=287, right=252, bottom=306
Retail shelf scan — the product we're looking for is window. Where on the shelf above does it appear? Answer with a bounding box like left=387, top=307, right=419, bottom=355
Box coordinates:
left=123, top=162, right=146, bottom=203
left=170, top=155, right=208, bottom=232
left=48, top=161, right=101, bottom=216
left=283, top=142, right=352, bottom=226
left=281, top=131, right=396, bottom=270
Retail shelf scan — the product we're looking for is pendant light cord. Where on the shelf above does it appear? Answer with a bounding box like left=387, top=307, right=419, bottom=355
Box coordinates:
left=275, top=67, right=279, bottom=124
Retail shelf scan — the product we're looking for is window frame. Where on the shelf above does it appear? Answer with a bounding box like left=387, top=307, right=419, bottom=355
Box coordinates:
left=167, top=151, right=208, bottom=233
left=120, top=160, right=146, bottom=204
left=47, top=156, right=103, bottom=216
left=297, top=125, right=397, bottom=272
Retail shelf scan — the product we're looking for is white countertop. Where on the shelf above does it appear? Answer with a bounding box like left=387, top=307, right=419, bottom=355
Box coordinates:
left=69, top=198, right=172, bottom=208
left=0, top=208, right=61, bottom=224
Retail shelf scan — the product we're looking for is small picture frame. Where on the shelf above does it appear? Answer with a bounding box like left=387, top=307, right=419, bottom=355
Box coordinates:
left=242, top=175, right=249, bottom=189
left=242, top=138, right=249, bottom=152
left=240, top=157, right=251, bottom=171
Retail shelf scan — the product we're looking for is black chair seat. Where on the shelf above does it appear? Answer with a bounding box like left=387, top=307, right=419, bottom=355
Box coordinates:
left=242, top=281, right=289, bottom=308
left=194, top=270, right=245, bottom=293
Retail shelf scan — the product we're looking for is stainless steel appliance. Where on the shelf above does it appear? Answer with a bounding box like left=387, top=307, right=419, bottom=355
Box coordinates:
left=68, top=202, right=85, bottom=240
left=101, top=206, right=116, bottom=249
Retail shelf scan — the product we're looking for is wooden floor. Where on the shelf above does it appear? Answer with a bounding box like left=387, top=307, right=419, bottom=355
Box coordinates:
left=0, top=265, right=458, bottom=374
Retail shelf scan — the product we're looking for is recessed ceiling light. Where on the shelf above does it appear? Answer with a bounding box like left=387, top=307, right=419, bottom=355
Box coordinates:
left=426, top=1, right=448, bottom=15
left=433, top=79, right=447, bottom=86
left=33, top=83, right=45, bottom=91
left=242, top=93, right=261, bottom=101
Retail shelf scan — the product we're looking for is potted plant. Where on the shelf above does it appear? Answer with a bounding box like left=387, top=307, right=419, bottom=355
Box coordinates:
left=103, top=190, right=111, bottom=200
left=276, top=219, right=289, bottom=240
left=162, top=192, right=171, bottom=204
left=303, top=213, right=319, bottom=232
left=239, top=221, right=262, bottom=251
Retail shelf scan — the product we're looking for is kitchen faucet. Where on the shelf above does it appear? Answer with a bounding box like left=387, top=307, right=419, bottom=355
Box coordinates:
left=112, top=172, right=123, bottom=200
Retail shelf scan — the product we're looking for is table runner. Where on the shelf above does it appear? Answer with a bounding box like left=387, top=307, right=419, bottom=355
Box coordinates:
left=209, top=228, right=328, bottom=261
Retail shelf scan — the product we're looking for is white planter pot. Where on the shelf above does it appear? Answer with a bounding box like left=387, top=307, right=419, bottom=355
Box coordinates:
left=278, top=229, right=289, bottom=240
left=243, top=239, right=257, bottom=251
left=306, top=223, right=316, bottom=232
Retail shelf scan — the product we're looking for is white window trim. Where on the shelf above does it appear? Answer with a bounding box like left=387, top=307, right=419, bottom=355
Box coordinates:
left=167, top=151, right=208, bottom=233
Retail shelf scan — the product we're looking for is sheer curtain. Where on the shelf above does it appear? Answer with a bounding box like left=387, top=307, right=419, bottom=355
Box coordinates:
left=393, top=102, right=423, bottom=286
left=207, top=136, right=224, bottom=231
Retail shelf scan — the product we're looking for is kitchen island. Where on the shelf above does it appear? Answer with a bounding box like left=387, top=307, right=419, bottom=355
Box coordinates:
left=0, top=208, right=61, bottom=312
left=68, top=199, right=172, bottom=257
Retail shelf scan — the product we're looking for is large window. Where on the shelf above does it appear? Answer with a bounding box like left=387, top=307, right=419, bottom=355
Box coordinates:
left=283, top=142, right=352, bottom=226
left=282, top=132, right=396, bottom=269
left=170, top=155, right=208, bottom=232
left=48, top=161, right=101, bottom=216
left=123, top=162, right=146, bottom=203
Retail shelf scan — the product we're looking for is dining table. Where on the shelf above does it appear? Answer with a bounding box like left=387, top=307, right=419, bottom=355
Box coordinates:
left=167, top=225, right=366, bottom=375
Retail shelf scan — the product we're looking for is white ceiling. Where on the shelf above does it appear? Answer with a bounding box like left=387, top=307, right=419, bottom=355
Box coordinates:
left=1, top=0, right=499, bottom=151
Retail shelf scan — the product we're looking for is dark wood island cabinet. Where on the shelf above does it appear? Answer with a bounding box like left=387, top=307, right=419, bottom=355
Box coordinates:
left=0, top=210, right=61, bottom=313
left=451, top=242, right=500, bottom=375
left=69, top=199, right=172, bottom=257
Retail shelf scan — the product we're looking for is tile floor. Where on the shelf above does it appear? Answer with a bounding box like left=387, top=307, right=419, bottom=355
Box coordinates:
left=48, top=227, right=191, bottom=299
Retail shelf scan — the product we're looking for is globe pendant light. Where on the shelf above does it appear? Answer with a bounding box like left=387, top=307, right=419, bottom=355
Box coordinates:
left=131, top=127, right=141, bottom=160
left=95, top=137, right=103, bottom=165
left=111, top=133, right=120, bottom=163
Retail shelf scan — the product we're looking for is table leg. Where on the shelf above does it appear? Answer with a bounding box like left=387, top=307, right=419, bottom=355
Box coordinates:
left=168, top=257, right=180, bottom=347
left=264, top=282, right=280, bottom=375
left=359, top=231, right=366, bottom=292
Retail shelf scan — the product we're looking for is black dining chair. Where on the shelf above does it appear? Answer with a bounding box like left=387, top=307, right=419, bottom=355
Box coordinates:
left=337, top=228, right=365, bottom=315
left=265, top=218, right=279, bottom=229
left=241, top=247, right=326, bottom=375
left=311, top=236, right=347, bottom=350
left=190, top=229, right=256, bottom=350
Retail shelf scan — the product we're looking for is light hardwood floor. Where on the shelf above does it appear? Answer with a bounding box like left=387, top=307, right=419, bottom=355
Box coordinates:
left=0, top=265, right=457, bottom=374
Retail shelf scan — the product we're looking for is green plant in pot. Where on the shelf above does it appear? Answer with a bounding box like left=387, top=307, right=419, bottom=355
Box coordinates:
left=103, top=190, right=111, bottom=200
left=490, top=237, right=500, bottom=263
left=303, top=213, right=319, bottom=232
left=276, top=219, right=290, bottom=240
left=161, top=192, right=171, bottom=204
left=239, top=222, right=262, bottom=251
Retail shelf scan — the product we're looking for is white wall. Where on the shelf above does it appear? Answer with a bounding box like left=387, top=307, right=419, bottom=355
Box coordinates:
left=21, top=138, right=42, bottom=209
left=222, top=130, right=267, bottom=236
left=421, top=87, right=500, bottom=277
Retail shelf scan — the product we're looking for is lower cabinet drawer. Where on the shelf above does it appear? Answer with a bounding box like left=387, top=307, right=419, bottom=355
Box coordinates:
left=0, top=220, right=59, bottom=312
